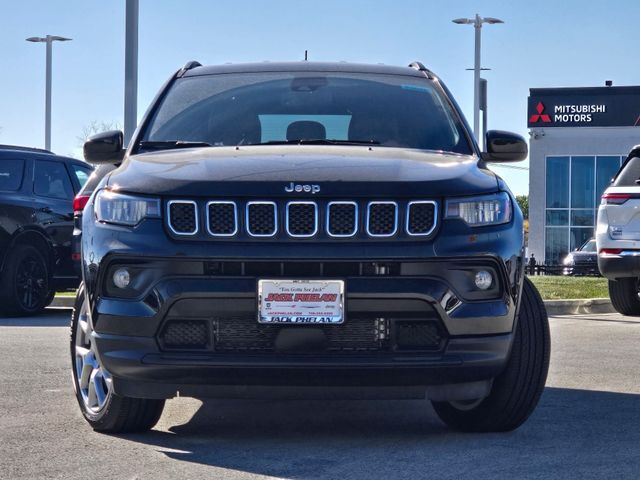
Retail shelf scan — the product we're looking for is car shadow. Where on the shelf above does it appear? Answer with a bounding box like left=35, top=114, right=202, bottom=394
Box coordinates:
left=114, top=387, right=640, bottom=479
left=0, top=307, right=70, bottom=327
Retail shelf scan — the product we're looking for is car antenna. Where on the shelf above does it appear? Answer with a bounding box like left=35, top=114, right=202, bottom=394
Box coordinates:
left=304, top=50, right=308, bottom=61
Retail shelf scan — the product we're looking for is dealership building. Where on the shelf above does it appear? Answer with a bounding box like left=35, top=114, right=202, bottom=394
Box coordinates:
left=527, top=85, right=640, bottom=264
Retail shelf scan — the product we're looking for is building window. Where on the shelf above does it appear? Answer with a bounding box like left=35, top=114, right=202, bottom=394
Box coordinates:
left=545, top=228, right=568, bottom=264
left=596, top=156, right=621, bottom=199
left=571, top=228, right=593, bottom=252
left=544, top=155, right=622, bottom=263
left=546, top=156, right=569, bottom=208
left=570, top=156, right=595, bottom=209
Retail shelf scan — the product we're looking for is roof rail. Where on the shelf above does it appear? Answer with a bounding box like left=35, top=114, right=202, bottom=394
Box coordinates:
left=0, top=144, right=53, bottom=155
left=177, top=60, right=202, bottom=77
left=408, top=61, right=434, bottom=79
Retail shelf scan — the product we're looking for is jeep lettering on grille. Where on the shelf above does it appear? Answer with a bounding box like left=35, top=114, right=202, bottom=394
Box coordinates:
left=284, top=182, right=320, bottom=194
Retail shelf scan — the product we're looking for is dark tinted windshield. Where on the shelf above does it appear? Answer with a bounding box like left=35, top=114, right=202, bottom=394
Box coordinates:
left=142, top=72, right=472, bottom=154
left=580, top=239, right=596, bottom=252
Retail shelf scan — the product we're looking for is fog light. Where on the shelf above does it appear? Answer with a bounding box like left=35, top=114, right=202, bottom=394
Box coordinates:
left=113, top=268, right=131, bottom=289
left=474, top=270, right=493, bottom=290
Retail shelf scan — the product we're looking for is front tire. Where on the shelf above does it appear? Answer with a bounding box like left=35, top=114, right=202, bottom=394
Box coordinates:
left=432, top=277, right=550, bottom=432
left=70, top=284, right=165, bottom=433
left=608, top=278, right=640, bottom=316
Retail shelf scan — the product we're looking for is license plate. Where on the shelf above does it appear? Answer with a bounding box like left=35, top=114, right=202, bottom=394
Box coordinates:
left=258, top=279, right=345, bottom=324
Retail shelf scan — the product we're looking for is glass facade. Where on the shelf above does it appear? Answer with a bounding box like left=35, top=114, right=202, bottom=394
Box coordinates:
left=545, top=155, right=622, bottom=264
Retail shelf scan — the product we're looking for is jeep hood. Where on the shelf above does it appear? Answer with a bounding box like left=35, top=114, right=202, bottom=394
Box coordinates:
left=107, top=145, right=498, bottom=197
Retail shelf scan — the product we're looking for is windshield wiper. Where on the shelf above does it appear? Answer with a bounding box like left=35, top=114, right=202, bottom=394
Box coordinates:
left=249, top=139, right=381, bottom=146
left=138, top=140, right=212, bottom=151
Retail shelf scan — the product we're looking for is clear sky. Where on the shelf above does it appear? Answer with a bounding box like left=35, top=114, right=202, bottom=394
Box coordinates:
left=1, top=0, right=639, bottom=194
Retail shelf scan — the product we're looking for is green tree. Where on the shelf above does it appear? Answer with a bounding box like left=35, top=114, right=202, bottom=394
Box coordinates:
left=516, top=195, right=529, bottom=220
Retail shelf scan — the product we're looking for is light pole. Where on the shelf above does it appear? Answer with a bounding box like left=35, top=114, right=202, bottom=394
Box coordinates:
left=124, top=0, right=139, bottom=146
left=452, top=14, right=503, bottom=142
left=26, top=35, right=72, bottom=151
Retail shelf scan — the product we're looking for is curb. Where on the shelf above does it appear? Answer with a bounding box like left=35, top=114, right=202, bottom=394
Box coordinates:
left=543, top=298, right=614, bottom=316
left=52, top=295, right=615, bottom=315
left=51, top=296, right=74, bottom=308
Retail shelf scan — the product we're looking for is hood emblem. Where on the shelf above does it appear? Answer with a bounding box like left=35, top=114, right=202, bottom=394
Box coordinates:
left=285, top=182, right=320, bottom=194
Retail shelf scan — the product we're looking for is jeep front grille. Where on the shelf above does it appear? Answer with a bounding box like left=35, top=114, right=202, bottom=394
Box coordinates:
left=247, top=202, right=277, bottom=237
left=167, top=201, right=198, bottom=235
left=286, top=202, right=318, bottom=237
left=327, top=201, right=357, bottom=237
left=407, top=201, right=437, bottom=236
left=366, top=202, right=398, bottom=236
left=166, top=199, right=438, bottom=240
left=207, top=201, right=237, bottom=236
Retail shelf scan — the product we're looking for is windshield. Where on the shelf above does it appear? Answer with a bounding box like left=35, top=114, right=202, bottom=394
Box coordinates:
left=141, top=72, right=472, bottom=154
left=580, top=239, right=597, bottom=252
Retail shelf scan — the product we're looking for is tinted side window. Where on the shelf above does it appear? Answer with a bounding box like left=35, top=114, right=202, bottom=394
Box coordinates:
left=71, top=164, right=92, bottom=188
left=0, top=159, right=25, bottom=191
left=34, top=160, right=74, bottom=200
left=80, top=164, right=117, bottom=196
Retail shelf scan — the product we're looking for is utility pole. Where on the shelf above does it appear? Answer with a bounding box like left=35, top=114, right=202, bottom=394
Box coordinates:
left=124, top=0, right=139, bottom=146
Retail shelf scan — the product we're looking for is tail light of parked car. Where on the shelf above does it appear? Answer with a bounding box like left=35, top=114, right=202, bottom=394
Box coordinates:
left=601, top=193, right=631, bottom=205
left=73, top=194, right=91, bottom=215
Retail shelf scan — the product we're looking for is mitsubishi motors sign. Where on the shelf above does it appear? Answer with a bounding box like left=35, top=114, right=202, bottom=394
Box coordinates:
left=528, top=86, right=640, bottom=128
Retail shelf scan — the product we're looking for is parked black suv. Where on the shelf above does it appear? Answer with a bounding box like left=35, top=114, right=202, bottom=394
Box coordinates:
left=72, top=62, right=550, bottom=433
left=0, top=145, right=92, bottom=315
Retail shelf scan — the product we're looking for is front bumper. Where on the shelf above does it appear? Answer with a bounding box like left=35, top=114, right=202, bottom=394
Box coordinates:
left=96, top=331, right=511, bottom=400
left=89, top=255, right=519, bottom=400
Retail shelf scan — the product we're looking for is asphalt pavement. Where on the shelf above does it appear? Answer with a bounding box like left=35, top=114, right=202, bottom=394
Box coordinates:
left=0, top=309, right=639, bottom=479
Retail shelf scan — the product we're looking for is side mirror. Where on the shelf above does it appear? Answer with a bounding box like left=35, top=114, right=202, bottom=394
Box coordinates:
left=83, top=130, right=125, bottom=164
left=481, top=130, right=528, bottom=162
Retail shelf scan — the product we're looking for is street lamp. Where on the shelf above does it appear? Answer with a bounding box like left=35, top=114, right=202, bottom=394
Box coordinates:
left=26, top=35, right=72, bottom=151
left=452, top=14, right=503, bottom=142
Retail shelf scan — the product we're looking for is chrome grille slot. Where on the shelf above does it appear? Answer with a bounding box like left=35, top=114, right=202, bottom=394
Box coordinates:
left=168, top=200, right=198, bottom=235
left=207, top=201, right=237, bottom=236
left=327, top=201, right=358, bottom=237
left=407, top=201, right=437, bottom=236
left=246, top=201, right=277, bottom=237
left=286, top=201, right=318, bottom=237
left=366, top=201, right=398, bottom=237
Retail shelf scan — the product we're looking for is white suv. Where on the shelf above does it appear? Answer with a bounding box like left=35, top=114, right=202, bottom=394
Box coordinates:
left=596, top=145, right=640, bottom=314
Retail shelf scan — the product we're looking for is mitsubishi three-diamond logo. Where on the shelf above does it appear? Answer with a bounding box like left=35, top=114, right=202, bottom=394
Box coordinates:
left=529, top=102, right=552, bottom=123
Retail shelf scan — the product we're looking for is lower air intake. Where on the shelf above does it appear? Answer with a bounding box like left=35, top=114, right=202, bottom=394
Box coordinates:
left=394, top=320, right=442, bottom=350
left=160, top=320, right=209, bottom=349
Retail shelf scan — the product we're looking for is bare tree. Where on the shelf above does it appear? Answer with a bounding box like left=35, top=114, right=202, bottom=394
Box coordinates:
left=77, top=120, right=122, bottom=147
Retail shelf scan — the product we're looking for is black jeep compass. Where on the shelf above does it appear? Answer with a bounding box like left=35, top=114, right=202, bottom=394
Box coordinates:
left=72, top=61, right=550, bottom=433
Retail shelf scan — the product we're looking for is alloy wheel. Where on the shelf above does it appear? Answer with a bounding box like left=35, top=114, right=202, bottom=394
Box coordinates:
left=15, top=255, right=47, bottom=310
left=74, top=299, right=112, bottom=413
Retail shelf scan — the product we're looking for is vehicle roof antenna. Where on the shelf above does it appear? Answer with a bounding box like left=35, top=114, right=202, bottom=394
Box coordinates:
left=304, top=50, right=308, bottom=61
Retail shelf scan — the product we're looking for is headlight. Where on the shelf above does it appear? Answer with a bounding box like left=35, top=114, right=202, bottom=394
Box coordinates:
left=563, top=254, right=575, bottom=266
left=446, top=192, right=512, bottom=226
left=95, top=190, right=160, bottom=226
